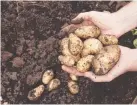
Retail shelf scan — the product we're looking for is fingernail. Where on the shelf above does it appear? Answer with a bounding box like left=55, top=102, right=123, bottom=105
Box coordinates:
left=62, top=65, right=66, bottom=69
left=71, top=18, right=83, bottom=24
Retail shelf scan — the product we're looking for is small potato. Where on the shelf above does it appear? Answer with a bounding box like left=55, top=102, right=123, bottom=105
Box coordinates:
left=58, top=55, right=75, bottom=66
left=82, top=38, right=103, bottom=56
left=28, top=85, right=45, bottom=101
left=70, top=74, right=78, bottom=81
left=92, top=45, right=121, bottom=75
left=75, top=25, right=101, bottom=39
left=98, top=34, right=118, bottom=45
left=68, top=80, right=79, bottom=94
left=60, top=37, right=80, bottom=62
left=48, top=79, right=61, bottom=91
left=42, top=70, right=54, bottom=85
left=77, top=55, right=94, bottom=72
left=69, top=33, right=83, bottom=55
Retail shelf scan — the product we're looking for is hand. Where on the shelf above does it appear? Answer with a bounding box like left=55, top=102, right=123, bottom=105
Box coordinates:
left=62, top=46, right=135, bottom=82
left=58, top=11, right=124, bottom=38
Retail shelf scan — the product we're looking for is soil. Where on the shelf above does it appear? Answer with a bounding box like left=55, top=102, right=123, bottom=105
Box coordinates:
left=1, top=1, right=137, bottom=104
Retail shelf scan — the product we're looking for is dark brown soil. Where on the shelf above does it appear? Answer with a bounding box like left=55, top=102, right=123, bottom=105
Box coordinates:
left=1, top=1, right=137, bottom=104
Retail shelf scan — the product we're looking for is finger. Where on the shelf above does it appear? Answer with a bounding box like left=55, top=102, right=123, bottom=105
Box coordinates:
left=103, top=10, right=111, bottom=13
left=84, top=72, right=112, bottom=82
left=57, top=24, right=79, bottom=38
left=106, top=59, right=127, bottom=80
left=71, top=12, right=91, bottom=24
left=71, top=17, right=84, bottom=24
left=62, top=65, right=84, bottom=76
left=58, top=20, right=93, bottom=38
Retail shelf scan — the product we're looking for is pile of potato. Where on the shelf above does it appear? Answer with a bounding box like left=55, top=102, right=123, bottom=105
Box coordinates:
left=58, top=25, right=121, bottom=93
left=28, top=70, right=60, bottom=101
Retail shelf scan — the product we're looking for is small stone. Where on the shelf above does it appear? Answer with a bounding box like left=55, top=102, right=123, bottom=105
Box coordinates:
left=26, top=72, right=42, bottom=86
left=7, top=72, right=17, bottom=80
left=2, top=51, right=13, bottom=62
left=12, top=57, right=25, bottom=68
left=16, top=46, right=23, bottom=56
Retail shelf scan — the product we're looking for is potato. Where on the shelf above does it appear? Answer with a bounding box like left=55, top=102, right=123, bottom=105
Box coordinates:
left=68, top=80, right=79, bottom=94
left=92, top=45, right=121, bottom=75
left=69, top=33, right=83, bottom=55
left=77, top=55, right=94, bottom=72
left=42, top=70, right=54, bottom=85
left=58, top=55, right=75, bottom=66
left=60, top=37, right=80, bottom=62
left=48, top=79, right=61, bottom=91
left=70, top=74, right=78, bottom=81
left=60, top=37, right=71, bottom=56
left=82, top=38, right=103, bottom=56
left=74, top=25, right=101, bottom=39
left=28, top=85, right=45, bottom=101
left=98, top=34, right=118, bottom=45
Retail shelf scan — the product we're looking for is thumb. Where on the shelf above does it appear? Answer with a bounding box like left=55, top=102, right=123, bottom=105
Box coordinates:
left=84, top=62, right=127, bottom=82
left=71, top=12, right=92, bottom=24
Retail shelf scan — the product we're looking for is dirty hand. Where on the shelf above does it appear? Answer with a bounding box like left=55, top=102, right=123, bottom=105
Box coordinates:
left=58, top=11, right=124, bottom=38
left=62, top=46, right=137, bottom=82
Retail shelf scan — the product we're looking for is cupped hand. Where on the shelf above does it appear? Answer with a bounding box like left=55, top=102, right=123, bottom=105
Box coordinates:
left=62, top=46, right=134, bottom=82
left=58, top=11, right=123, bottom=38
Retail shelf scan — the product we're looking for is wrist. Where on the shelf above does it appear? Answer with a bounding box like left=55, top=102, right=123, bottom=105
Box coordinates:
left=128, top=49, right=137, bottom=71
left=112, top=2, right=137, bottom=37
left=111, top=12, right=128, bottom=37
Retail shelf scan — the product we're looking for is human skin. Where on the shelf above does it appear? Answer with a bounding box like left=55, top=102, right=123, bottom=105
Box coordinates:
left=60, top=2, right=137, bottom=82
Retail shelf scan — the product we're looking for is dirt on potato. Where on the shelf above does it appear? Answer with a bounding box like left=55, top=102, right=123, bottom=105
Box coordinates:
left=1, top=1, right=137, bottom=104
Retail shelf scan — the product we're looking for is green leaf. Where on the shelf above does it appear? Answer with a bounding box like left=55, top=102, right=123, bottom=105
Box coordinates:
left=133, top=38, right=137, bottom=48
left=131, top=29, right=137, bottom=35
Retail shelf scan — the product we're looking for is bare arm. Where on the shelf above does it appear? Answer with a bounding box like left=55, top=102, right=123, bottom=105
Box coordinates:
left=113, top=1, right=137, bottom=37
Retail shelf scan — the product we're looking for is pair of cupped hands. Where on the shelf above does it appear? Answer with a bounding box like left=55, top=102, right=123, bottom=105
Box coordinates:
left=58, top=11, right=135, bottom=82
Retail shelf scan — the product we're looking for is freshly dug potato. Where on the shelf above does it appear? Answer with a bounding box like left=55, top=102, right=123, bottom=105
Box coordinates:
left=92, top=45, right=121, bottom=75
left=68, top=80, right=79, bottom=94
left=69, top=33, right=83, bottom=55
left=74, top=25, right=101, bottom=39
left=48, top=79, right=61, bottom=91
left=77, top=55, right=94, bottom=72
left=58, top=55, right=75, bottom=66
left=42, top=70, right=54, bottom=85
left=28, top=85, right=45, bottom=101
left=82, top=38, right=103, bottom=56
left=98, top=34, right=118, bottom=45
left=60, top=37, right=80, bottom=62
left=60, top=37, right=71, bottom=56
left=70, top=74, right=78, bottom=81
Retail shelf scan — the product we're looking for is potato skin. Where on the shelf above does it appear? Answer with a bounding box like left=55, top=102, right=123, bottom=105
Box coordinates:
left=28, top=85, right=45, bottom=101
left=74, top=25, right=101, bottom=39
left=77, top=55, right=94, bottom=72
left=69, top=33, right=83, bottom=55
left=60, top=37, right=71, bottom=56
left=70, top=74, right=78, bottom=81
left=60, top=37, right=80, bottom=62
left=42, top=70, right=54, bottom=85
left=68, top=80, right=79, bottom=94
left=82, top=38, right=103, bottom=56
left=58, top=55, right=75, bottom=66
left=48, top=79, right=61, bottom=91
left=98, top=34, right=118, bottom=45
left=92, top=45, right=121, bottom=75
